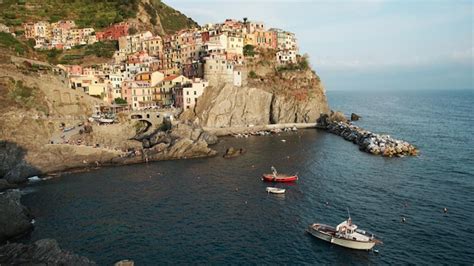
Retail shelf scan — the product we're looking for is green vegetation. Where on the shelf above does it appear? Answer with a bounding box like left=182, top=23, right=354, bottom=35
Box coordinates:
left=36, top=41, right=116, bottom=64
left=0, top=0, right=139, bottom=28
left=149, top=0, right=198, bottom=34
left=276, top=55, right=310, bottom=72
left=243, top=44, right=255, bottom=57
left=144, top=2, right=158, bottom=26
left=85, top=41, right=118, bottom=58
left=0, top=0, right=197, bottom=34
left=248, top=70, right=257, bottom=79
left=6, top=79, right=48, bottom=113
left=0, top=32, right=28, bottom=55
left=114, top=97, right=127, bottom=104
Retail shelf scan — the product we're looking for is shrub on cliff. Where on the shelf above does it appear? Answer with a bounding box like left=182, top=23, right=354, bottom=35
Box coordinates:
left=0, top=32, right=27, bottom=55
left=5, top=80, right=48, bottom=113
left=243, top=45, right=256, bottom=57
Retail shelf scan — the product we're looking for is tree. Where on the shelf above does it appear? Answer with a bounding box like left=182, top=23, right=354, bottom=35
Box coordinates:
left=114, top=97, right=127, bottom=104
left=248, top=70, right=257, bottom=78
left=243, top=44, right=255, bottom=57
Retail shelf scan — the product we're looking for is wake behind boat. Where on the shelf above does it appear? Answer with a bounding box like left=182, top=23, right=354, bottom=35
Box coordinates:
left=262, top=166, right=298, bottom=182
left=307, top=216, right=381, bottom=250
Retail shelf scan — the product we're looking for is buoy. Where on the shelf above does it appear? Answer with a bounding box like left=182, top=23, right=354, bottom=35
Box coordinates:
left=245, top=201, right=248, bottom=204
left=401, top=217, right=406, bottom=223
left=443, top=207, right=448, bottom=213
left=374, top=249, right=379, bottom=254
left=325, top=201, right=329, bottom=206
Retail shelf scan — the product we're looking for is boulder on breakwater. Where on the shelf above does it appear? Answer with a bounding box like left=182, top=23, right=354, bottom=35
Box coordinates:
left=317, top=113, right=418, bottom=157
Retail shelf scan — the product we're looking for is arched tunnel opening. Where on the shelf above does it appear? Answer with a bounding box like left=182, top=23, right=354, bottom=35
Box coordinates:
left=134, top=119, right=153, bottom=135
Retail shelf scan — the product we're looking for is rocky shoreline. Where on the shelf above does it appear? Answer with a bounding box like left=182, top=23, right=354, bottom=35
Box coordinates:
left=318, top=112, right=418, bottom=157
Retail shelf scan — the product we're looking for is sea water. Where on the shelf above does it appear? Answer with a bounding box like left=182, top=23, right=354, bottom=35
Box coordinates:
left=22, top=89, right=474, bottom=264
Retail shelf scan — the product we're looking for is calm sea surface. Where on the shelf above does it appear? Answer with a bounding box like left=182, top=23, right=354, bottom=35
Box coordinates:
left=22, top=89, right=474, bottom=265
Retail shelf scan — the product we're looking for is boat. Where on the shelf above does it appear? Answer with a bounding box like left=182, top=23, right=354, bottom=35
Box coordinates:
left=262, top=166, right=298, bottom=182
left=98, top=118, right=114, bottom=124
left=307, top=215, right=382, bottom=250
left=266, top=187, right=286, bottom=194
left=63, top=126, right=75, bottom=132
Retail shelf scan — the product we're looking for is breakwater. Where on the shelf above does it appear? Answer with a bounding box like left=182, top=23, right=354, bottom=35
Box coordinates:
left=318, top=113, right=418, bottom=157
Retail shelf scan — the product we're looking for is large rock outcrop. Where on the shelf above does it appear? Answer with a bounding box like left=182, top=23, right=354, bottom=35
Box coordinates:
left=0, top=190, right=33, bottom=242
left=182, top=64, right=330, bottom=128
left=185, top=84, right=273, bottom=128
left=0, top=239, right=95, bottom=265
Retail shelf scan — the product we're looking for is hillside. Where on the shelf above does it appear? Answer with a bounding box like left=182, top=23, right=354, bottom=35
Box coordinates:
left=0, top=0, right=198, bottom=35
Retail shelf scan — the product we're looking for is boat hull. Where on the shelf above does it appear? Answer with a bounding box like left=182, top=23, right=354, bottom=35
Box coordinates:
left=307, top=226, right=333, bottom=242
left=307, top=224, right=376, bottom=251
left=330, top=237, right=375, bottom=250
left=262, top=174, right=298, bottom=182
left=266, top=187, right=286, bottom=194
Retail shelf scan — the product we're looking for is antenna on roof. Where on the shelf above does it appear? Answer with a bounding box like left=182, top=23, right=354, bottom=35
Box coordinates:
left=347, top=207, right=351, bottom=220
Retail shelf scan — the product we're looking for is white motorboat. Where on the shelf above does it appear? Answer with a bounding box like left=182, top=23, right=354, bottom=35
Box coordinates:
left=307, top=216, right=381, bottom=250
left=266, top=187, right=286, bottom=194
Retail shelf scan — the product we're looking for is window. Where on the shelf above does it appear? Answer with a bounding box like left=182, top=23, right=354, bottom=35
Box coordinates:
left=194, top=91, right=197, bottom=95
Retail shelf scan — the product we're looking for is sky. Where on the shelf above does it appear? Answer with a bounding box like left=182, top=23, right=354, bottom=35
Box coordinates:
left=165, top=0, right=473, bottom=91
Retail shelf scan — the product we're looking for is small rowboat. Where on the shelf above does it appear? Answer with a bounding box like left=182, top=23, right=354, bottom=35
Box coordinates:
left=266, top=187, right=286, bottom=194
left=262, top=174, right=298, bottom=182
left=262, top=166, right=298, bottom=182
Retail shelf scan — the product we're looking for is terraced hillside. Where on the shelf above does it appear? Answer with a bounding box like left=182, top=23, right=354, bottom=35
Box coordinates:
left=0, top=0, right=198, bottom=35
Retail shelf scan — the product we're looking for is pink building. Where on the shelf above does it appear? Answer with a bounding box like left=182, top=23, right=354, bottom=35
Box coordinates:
left=255, top=31, right=277, bottom=49
left=121, top=81, right=133, bottom=106
left=66, top=65, right=83, bottom=75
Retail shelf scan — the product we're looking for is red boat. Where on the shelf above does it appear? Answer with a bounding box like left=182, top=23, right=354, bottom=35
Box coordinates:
left=262, top=166, right=298, bottom=182
left=262, top=174, right=298, bottom=182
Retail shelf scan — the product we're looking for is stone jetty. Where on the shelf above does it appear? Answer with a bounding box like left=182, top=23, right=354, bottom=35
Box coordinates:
left=318, top=112, right=418, bottom=157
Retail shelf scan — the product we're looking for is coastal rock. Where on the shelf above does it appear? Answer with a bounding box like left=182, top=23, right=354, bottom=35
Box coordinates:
left=322, top=120, right=418, bottom=157
left=223, top=147, right=246, bottom=158
left=0, top=239, right=95, bottom=265
left=198, top=131, right=218, bottom=145
left=328, top=111, right=348, bottom=123
left=351, top=113, right=361, bottom=121
left=191, top=84, right=274, bottom=127
left=4, top=162, right=41, bottom=184
left=0, top=190, right=33, bottom=243
left=183, top=77, right=330, bottom=128
left=0, top=180, right=16, bottom=192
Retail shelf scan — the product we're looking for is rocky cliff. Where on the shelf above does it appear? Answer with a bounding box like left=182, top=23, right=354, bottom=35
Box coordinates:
left=182, top=58, right=330, bottom=128
left=0, top=57, right=216, bottom=186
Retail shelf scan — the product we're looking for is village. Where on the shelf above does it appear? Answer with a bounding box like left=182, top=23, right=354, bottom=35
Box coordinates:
left=15, top=18, right=299, bottom=113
